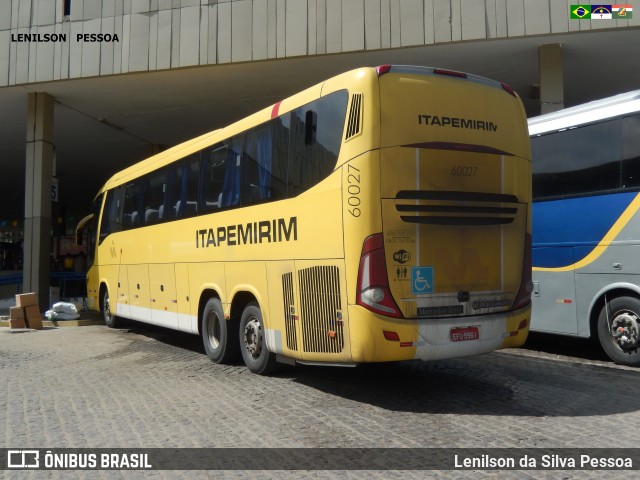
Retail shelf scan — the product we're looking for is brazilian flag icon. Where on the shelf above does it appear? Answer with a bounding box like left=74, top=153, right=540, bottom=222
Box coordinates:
left=570, top=5, right=591, bottom=18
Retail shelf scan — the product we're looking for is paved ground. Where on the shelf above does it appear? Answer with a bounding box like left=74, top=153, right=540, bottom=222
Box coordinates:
left=1, top=322, right=640, bottom=479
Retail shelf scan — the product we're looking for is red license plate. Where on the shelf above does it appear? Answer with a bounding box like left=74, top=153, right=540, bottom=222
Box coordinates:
left=450, top=326, right=479, bottom=342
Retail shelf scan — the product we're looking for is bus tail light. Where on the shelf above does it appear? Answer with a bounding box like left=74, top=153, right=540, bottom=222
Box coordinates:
left=512, top=233, right=533, bottom=310
left=376, top=65, right=392, bottom=77
left=501, top=83, right=517, bottom=98
left=356, top=233, right=403, bottom=318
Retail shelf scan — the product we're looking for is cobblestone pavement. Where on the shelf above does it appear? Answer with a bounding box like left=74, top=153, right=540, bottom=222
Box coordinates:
left=1, top=323, right=640, bottom=480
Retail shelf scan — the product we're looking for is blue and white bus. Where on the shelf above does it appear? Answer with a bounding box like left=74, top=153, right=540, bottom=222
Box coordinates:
left=529, top=90, right=640, bottom=366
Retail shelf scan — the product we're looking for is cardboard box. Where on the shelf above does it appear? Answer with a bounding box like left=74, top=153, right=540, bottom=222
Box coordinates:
left=16, top=292, right=38, bottom=308
left=10, top=306, right=25, bottom=320
left=24, top=305, right=43, bottom=330
left=9, top=317, right=26, bottom=329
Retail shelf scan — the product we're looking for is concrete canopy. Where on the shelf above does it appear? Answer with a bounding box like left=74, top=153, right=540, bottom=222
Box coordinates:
left=0, top=27, right=639, bottom=222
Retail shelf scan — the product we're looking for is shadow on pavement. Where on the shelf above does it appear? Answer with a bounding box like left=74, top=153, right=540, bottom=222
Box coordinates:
left=109, top=320, right=640, bottom=419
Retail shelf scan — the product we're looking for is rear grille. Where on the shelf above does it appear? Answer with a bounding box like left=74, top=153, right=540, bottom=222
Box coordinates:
left=282, top=272, right=297, bottom=351
left=345, top=93, right=363, bottom=140
left=396, top=190, right=520, bottom=226
left=298, top=266, right=344, bottom=353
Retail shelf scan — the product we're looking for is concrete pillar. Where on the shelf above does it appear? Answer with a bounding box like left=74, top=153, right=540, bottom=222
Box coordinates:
left=539, top=43, right=564, bottom=114
left=23, top=93, right=55, bottom=310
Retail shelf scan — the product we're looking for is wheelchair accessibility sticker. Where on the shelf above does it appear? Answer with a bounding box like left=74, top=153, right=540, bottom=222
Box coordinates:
left=411, top=267, right=434, bottom=295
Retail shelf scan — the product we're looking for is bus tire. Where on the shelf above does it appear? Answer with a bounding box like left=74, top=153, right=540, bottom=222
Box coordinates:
left=239, top=302, right=277, bottom=375
left=103, top=288, right=120, bottom=328
left=201, top=298, right=239, bottom=364
left=597, top=296, right=640, bottom=367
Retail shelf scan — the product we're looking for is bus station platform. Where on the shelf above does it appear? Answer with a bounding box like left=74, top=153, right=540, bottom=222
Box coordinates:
left=0, top=271, right=104, bottom=327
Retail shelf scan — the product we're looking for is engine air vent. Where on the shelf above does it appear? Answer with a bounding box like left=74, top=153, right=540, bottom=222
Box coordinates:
left=345, top=93, right=363, bottom=141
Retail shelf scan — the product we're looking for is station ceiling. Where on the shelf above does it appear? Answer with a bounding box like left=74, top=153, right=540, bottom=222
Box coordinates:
left=0, top=27, right=638, bottom=223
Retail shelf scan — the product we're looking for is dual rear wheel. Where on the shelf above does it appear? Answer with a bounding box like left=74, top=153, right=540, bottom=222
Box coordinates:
left=101, top=287, right=276, bottom=374
left=201, top=299, right=276, bottom=375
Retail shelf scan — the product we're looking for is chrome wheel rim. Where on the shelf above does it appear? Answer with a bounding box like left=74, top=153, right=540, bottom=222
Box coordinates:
left=610, top=310, right=640, bottom=352
left=104, top=294, right=112, bottom=323
left=243, top=316, right=262, bottom=359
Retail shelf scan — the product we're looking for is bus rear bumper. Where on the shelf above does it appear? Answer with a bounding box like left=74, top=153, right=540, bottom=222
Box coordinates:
left=348, top=304, right=530, bottom=363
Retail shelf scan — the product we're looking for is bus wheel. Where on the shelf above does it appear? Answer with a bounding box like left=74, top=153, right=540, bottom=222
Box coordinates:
left=201, top=298, right=239, bottom=364
left=597, top=296, right=640, bottom=367
left=103, top=288, right=120, bottom=328
left=239, top=302, right=277, bottom=375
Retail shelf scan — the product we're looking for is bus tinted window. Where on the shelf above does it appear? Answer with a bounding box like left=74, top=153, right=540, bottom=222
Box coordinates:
left=99, top=187, right=124, bottom=242
left=201, top=144, right=227, bottom=213
left=621, top=114, right=640, bottom=189
left=167, top=154, right=200, bottom=219
left=532, top=118, right=623, bottom=199
left=315, top=90, right=349, bottom=157
left=142, top=168, right=167, bottom=224
left=243, top=122, right=287, bottom=205
left=123, top=182, right=142, bottom=229
left=98, top=90, right=348, bottom=236
left=220, top=135, right=243, bottom=208
left=288, top=90, right=348, bottom=196
left=87, top=193, right=104, bottom=266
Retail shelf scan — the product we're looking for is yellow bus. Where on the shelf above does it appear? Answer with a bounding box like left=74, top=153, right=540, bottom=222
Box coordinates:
left=77, top=65, right=532, bottom=374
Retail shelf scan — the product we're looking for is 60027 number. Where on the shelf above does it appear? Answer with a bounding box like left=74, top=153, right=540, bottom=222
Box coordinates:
left=450, top=165, right=477, bottom=177
left=347, top=164, right=361, bottom=217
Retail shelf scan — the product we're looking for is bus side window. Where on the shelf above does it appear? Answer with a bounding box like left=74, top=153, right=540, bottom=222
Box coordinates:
left=167, top=155, right=200, bottom=219
left=243, top=125, right=273, bottom=205
left=143, top=168, right=167, bottom=224
left=200, top=145, right=227, bottom=213
left=122, top=182, right=141, bottom=230
left=287, top=90, right=348, bottom=197
left=166, top=161, right=183, bottom=220
left=99, top=187, right=124, bottom=243
left=272, top=117, right=290, bottom=199
left=183, top=155, right=200, bottom=217
left=220, top=135, right=243, bottom=209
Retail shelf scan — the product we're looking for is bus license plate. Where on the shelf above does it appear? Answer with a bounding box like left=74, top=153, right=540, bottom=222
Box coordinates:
left=450, top=327, right=479, bottom=342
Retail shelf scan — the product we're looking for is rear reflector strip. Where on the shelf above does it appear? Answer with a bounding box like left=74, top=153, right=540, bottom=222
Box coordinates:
left=434, top=68, right=467, bottom=78
left=383, top=331, right=400, bottom=341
